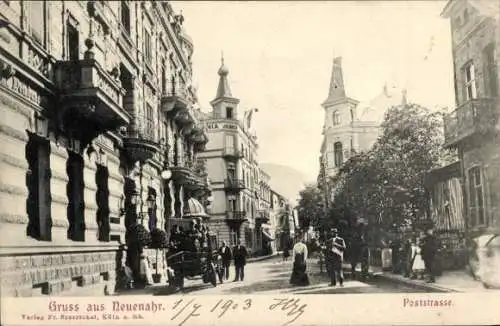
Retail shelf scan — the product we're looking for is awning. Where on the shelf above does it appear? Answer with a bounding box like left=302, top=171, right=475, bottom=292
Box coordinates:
left=262, top=229, right=275, bottom=241
left=183, top=197, right=210, bottom=220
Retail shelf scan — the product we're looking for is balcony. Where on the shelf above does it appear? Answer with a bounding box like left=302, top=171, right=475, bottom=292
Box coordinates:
left=222, top=147, right=243, bottom=160
left=226, top=210, right=247, bottom=221
left=443, top=98, right=499, bottom=148
left=256, top=210, right=270, bottom=222
left=122, top=118, right=160, bottom=163
left=54, top=59, right=130, bottom=130
left=224, top=178, right=245, bottom=192
left=161, top=84, right=190, bottom=114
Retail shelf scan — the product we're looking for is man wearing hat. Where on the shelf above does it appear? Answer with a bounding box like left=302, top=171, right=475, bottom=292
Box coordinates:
left=326, top=228, right=346, bottom=286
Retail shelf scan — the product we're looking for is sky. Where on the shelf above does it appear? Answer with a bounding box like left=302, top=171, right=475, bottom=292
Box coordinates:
left=174, top=1, right=456, bottom=182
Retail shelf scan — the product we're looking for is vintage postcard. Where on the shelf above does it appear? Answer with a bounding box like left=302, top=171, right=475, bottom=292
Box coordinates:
left=0, top=0, right=499, bottom=325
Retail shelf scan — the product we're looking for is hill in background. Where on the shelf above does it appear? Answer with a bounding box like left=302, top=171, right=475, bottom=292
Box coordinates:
left=260, top=163, right=313, bottom=204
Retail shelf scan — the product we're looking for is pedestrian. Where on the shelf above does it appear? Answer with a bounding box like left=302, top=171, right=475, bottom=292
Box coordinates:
left=390, top=237, right=401, bottom=274
left=290, top=233, right=310, bottom=286
left=232, top=240, right=248, bottom=281
left=421, top=228, right=439, bottom=283
left=219, top=241, right=232, bottom=280
left=411, top=237, right=425, bottom=279
left=349, top=230, right=363, bottom=279
left=327, top=228, right=346, bottom=287
left=139, top=254, right=153, bottom=288
left=402, top=237, right=412, bottom=278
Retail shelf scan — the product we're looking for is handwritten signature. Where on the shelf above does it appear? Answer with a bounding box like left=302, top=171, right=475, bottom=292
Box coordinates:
left=170, top=298, right=307, bottom=326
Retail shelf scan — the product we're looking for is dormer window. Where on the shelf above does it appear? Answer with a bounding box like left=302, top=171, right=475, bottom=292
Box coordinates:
left=226, top=107, right=234, bottom=119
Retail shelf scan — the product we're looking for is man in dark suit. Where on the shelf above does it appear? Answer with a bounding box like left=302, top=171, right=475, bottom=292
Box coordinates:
left=219, top=241, right=232, bottom=280
left=421, top=228, right=439, bottom=283
left=232, top=240, right=248, bottom=281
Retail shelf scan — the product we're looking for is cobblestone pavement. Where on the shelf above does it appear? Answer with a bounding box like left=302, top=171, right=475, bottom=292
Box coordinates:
left=150, top=256, right=434, bottom=296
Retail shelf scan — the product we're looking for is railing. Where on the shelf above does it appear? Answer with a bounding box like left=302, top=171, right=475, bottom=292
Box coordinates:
left=222, top=147, right=243, bottom=158
left=258, top=210, right=270, bottom=220
left=226, top=211, right=246, bottom=220
left=224, top=178, right=245, bottom=190
left=443, top=98, right=498, bottom=146
left=127, top=117, right=156, bottom=143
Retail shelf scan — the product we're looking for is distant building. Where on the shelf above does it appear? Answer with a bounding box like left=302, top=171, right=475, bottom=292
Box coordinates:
left=271, top=190, right=293, bottom=251
left=318, top=56, right=407, bottom=205
left=197, top=58, right=262, bottom=252
left=441, top=0, right=500, bottom=237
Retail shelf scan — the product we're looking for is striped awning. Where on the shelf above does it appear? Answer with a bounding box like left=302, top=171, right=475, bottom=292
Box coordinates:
left=183, top=197, right=210, bottom=219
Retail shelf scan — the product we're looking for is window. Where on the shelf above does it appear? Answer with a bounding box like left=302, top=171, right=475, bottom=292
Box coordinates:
left=483, top=44, right=498, bottom=97
left=226, top=107, right=234, bottom=119
left=145, top=104, right=154, bottom=140
left=334, top=142, right=343, bottom=167
left=463, top=62, right=477, bottom=100
left=161, top=60, right=167, bottom=94
left=67, top=21, right=79, bottom=61
left=350, top=108, right=354, bottom=122
left=144, top=30, right=152, bottom=64
left=230, top=231, right=238, bottom=246
left=121, top=1, right=131, bottom=34
left=332, top=111, right=341, bottom=126
left=468, top=166, right=485, bottom=227
left=28, top=1, right=45, bottom=45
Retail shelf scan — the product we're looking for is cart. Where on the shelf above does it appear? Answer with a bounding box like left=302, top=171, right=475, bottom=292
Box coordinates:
left=166, top=225, right=224, bottom=289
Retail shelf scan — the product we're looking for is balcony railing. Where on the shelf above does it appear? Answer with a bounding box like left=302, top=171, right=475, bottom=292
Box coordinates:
left=222, top=147, right=243, bottom=160
left=443, top=98, right=499, bottom=147
left=122, top=117, right=160, bottom=163
left=257, top=210, right=270, bottom=220
left=54, top=59, right=129, bottom=129
left=226, top=211, right=246, bottom=220
left=224, top=178, right=245, bottom=191
left=161, top=83, right=190, bottom=113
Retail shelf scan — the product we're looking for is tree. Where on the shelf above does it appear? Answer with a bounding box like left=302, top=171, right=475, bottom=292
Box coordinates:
left=296, top=183, right=324, bottom=229
left=325, top=103, right=452, bottom=242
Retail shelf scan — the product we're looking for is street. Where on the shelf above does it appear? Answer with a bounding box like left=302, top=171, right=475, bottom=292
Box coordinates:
left=151, top=257, right=435, bottom=296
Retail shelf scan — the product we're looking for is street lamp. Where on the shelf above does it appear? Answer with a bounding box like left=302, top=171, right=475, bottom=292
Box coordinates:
left=130, top=189, right=139, bottom=206
left=146, top=193, right=156, bottom=209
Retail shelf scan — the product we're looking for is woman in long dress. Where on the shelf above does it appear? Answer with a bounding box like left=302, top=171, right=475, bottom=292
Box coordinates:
left=290, top=238, right=310, bottom=286
left=411, top=238, right=426, bottom=280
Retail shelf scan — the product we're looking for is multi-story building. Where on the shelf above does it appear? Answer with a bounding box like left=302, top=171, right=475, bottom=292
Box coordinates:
left=0, top=0, right=208, bottom=297
left=441, top=0, right=500, bottom=238
left=257, top=168, right=274, bottom=254
left=198, top=58, right=261, bottom=252
left=318, top=56, right=407, bottom=210
left=271, top=189, right=293, bottom=251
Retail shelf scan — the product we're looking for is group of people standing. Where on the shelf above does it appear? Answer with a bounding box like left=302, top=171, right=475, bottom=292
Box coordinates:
left=397, top=229, right=439, bottom=283
left=218, top=240, right=249, bottom=282
left=169, top=220, right=212, bottom=253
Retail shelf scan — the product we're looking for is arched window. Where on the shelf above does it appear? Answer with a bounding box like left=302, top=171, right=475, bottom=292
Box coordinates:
left=334, top=142, right=343, bottom=167
left=332, top=111, right=341, bottom=126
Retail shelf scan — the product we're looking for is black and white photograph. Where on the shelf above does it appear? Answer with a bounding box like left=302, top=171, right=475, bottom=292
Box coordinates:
left=0, top=0, right=499, bottom=325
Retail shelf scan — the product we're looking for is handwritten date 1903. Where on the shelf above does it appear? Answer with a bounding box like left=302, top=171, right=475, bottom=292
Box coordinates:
left=171, top=298, right=252, bottom=326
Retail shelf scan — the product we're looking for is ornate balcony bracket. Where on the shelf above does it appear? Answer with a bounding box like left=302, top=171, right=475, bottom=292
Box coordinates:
left=122, top=137, right=160, bottom=165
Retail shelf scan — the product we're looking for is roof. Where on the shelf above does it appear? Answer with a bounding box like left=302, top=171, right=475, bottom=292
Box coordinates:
left=183, top=197, right=210, bottom=219
left=358, top=84, right=407, bottom=123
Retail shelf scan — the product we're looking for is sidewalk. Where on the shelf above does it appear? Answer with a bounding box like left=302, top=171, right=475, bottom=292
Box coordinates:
left=341, top=263, right=489, bottom=293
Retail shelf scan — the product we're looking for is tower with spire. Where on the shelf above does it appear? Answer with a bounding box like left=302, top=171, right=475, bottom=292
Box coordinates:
left=320, top=56, right=360, bottom=177
left=197, top=55, right=264, bottom=253
left=210, top=54, right=240, bottom=120
left=319, top=56, right=409, bottom=181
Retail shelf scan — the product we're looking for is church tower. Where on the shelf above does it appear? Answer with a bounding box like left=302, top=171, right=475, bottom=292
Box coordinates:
left=320, top=57, right=360, bottom=177
left=210, top=55, right=240, bottom=120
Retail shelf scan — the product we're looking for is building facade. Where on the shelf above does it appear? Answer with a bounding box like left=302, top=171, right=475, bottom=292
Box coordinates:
left=257, top=168, right=275, bottom=254
left=0, top=0, right=208, bottom=296
left=318, top=56, right=407, bottom=208
left=197, top=58, right=261, bottom=252
left=442, top=0, right=500, bottom=238
left=271, top=190, right=293, bottom=251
